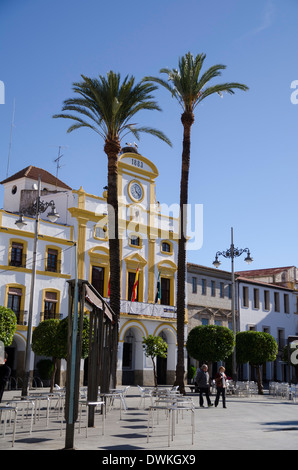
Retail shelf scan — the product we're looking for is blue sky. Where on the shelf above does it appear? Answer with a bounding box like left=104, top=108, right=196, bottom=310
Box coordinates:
left=0, top=0, right=298, bottom=272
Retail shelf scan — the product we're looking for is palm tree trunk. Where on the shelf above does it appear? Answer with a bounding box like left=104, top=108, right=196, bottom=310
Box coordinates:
left=175, top=111, right=194, bottom=394
left=104, top=137, right=121, bottom=390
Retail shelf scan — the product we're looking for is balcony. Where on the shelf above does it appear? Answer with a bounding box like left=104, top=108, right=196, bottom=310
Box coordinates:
left=15, top=310, right=28, bottom=325
left=9, top=254, right=27, bottom=268
left=119, top=299, right=176, bottom=319
left=40, top=312, right=64, bottom=322
left=45, top=259, right=61, bottom=273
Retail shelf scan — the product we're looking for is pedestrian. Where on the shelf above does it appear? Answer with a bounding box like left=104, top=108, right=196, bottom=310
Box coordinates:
left=195, top=364, right=213, bottom=408
left=0, top=353, right=11, bottom=402
left=214, top=366, right=227, bottom=408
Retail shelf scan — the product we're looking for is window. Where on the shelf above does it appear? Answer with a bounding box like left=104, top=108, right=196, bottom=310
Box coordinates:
left=43, top=291, right=58, bottom=320
left=192, top=277, right=197, bottom=294
left=253, top=288, right=259, bottom=309
left=284, top=294, right=289, bottom=314
left=228, top=284, right=232, bottom=299
left=94, top=225, right=107, bottom=239
left=201, top=279, right=206, bottom=295
left=91, top=266, right=105, bottom=297
left=243, top=286, right=249, bottom=307
left=201, top=318, right=209, bottom=326
left=220, top=283, right=224, bottom=298
left=264, top=290, right=270, bottom=311
left=46, top=248, right=59, bottom=272
left=162, top=242, right=171, bottom=253
left=215, top=320, right=222, bottom=326
left=10, top=242, right=25, bottom=267
left=161, top=277, right=171, bottom=305
left=128, top=271, right=139, bottom=302
left=130, top=235, right=140, bottom=247
left=274, top=292, right=280, bottom=312
left=211, top=280, right=216, bottom=297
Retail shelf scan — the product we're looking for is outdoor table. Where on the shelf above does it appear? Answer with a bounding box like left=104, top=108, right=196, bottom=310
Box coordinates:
left=147, top=400, right=195, bottom=447
left=0, top=405, right=17, bottom=447
left=78, top=400, right=105, bottom=437
left=100, top=390, right=127, bottom=419
left=4, top=399, right=35, bottom=433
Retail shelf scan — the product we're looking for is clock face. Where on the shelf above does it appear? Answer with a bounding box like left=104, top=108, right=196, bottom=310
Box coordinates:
left=129, top=182, right=143, bottom=201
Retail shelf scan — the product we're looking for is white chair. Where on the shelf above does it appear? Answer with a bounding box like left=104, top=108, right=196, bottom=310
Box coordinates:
left=137, top=385, right=153, bottom=409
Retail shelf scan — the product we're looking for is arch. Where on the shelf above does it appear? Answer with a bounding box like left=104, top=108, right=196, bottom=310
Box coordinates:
left=119, top=320, right=148, bottom=342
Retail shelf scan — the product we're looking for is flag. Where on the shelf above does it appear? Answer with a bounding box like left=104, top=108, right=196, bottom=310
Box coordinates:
left=155, top=271, right=161, bottom=304
left=131, top=268, right=139, bottom=302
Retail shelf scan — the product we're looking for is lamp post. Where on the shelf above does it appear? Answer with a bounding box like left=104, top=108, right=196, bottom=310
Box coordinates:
left=212, top=227, right=253, bottom=382
left=15, top=176, right=60, bottom=396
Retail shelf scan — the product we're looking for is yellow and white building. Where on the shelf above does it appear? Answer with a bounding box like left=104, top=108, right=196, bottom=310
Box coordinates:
left=0, top=146, right=182, bottom=386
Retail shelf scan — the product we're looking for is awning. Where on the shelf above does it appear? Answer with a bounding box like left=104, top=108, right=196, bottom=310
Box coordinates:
left=84, top=284, right=115, bottom=323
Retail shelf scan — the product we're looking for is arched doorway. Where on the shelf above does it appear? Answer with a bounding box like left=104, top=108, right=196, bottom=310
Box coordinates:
left=157, top=331, right=167, bottom=385
left=122, top=329, right=135, bottom=385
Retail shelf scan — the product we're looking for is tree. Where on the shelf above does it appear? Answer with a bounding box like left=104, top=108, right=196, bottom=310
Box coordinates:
left=0, top=306, right=17, bottom=347
left=53, top=72, right=171, bottom=387
left=32, top=317, right=90, bottom=392
left=32, top=319, right=63, bottom=392
left=236, top=331, right=278, bottom=394
left=142, top=335, right=168, bottom=387
left=144, top=52, right=248, bottom=393
left=186, top=325, right=235, bottom=367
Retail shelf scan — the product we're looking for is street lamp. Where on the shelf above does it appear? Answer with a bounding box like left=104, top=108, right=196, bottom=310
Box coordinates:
left=15, top=176, right=60, bottom=396
left=212, top=227, right=253, bottom=382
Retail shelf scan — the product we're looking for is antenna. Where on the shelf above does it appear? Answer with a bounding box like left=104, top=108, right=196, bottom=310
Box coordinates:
left=6, top=99, right=15, bottom=178
left=53, top=145, right=67, bottom=186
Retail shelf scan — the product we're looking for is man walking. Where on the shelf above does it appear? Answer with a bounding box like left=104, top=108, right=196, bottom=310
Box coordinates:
left=0, top=353, right=11, bottom=402
left=195, top=364, right=213, bottom=408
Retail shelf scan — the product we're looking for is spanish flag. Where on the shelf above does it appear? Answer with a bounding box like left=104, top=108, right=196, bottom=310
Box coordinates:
left=131, top=268, right=139, bottom=302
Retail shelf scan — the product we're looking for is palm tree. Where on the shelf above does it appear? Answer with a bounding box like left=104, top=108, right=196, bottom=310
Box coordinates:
left=53, top=71, right=171, bottom=388
left=144, top=52, right=248, bottom=393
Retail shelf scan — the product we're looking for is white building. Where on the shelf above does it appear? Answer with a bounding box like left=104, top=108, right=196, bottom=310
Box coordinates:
left=0, top=147, right=183, bottom=386
left=237, top=273, right=298, bottom=382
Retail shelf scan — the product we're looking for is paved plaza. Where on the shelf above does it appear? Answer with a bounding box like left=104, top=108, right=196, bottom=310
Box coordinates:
left=0, top=386, right=297, bottom=452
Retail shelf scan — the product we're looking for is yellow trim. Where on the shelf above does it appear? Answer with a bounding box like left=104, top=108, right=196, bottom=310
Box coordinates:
left=147, top=239, right=155, bottom=303
left=5, top=283, right=26, bottom=324
left=118, top=152, right=159, bottom=180
left=119, top=319, right=149, bottom=341
left=41, top=288, right=61, bottom=321
left=88, top=247, right=110, bottom=298
left=128, top=233, right=142, bottom=249
left=8, top=238, right=28, bottom=268
left=153, top=322, right=177, bottom=337
left=157, top=260, right=177, bottom=307
left=161, top=240, right=173, bottom=256
left=126, top=268, right=144, bottom=302
left=93, top=222, right=108, bottom=241
left=44, top=244, right=62, bottom=273
left=127, top=179, right=145, bottom=203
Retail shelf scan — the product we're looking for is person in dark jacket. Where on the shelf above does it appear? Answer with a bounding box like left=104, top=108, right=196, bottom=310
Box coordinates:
left=0, top=353, right=11, bottom=402
left=195, top=364, right=213, bottom=407
left=214, top=366, right=227, bottom=408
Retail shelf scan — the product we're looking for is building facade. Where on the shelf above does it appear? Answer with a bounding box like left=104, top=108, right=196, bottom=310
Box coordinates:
left=187, top=262, right=298, bottom=382
left=0, top=147, right=183, bottom=387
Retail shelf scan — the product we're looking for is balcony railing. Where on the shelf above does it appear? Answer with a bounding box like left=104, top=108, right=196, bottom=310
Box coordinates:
left=40, top=312, right=64, bottom=322
left=45, top=260, right=61, bottom=273
left=119, top=299, right=176, bottom=319
left=9, top=254, right=27, bottom=268
left=15, top=310, right=28, bottom=325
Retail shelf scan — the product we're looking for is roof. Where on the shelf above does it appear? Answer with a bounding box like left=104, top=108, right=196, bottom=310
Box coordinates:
left=236, top=266, right=295, bottom=277
left=237, top=276, right=293, bottom=291
left=0, top=165, right=72, bottom=190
